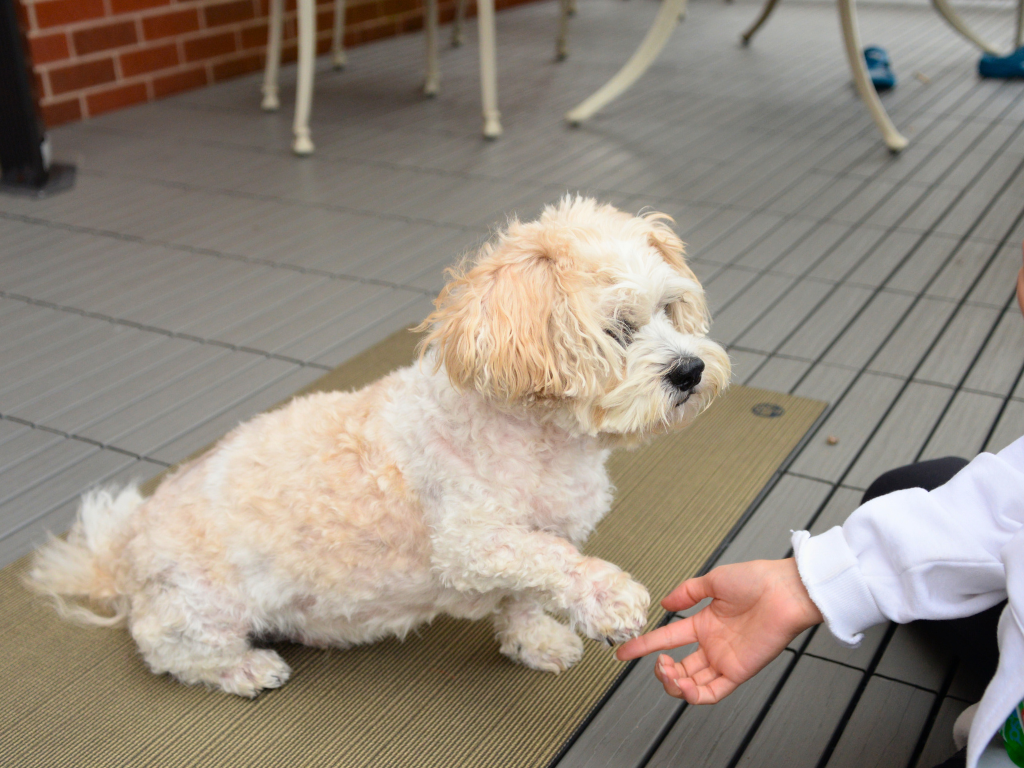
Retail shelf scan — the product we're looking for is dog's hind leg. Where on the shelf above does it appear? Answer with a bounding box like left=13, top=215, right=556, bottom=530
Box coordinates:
left=494, top=596, right=583, bottom=674
left=129, top=587, right=291, bottom=697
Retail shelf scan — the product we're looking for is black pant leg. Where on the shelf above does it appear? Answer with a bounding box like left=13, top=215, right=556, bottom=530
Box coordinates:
left=862, top=456, right=969, bottom=503
left=861, top=456, right=1002, bottom=683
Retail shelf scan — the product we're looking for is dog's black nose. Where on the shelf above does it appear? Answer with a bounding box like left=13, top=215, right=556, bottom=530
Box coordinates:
left=666, top=357, right=704, bottom=392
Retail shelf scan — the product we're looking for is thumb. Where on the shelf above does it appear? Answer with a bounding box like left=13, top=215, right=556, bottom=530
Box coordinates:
left=661, top=574, right=713, bottom=612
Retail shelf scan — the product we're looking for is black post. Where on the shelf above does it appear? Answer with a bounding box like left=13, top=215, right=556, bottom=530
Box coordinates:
left=0, top=0, right=74, bottom=197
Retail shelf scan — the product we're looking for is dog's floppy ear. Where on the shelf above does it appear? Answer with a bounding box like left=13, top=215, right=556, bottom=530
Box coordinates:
left=418, top=224, right=601, bottom=401
left=644, top=212, right=710, bottom=336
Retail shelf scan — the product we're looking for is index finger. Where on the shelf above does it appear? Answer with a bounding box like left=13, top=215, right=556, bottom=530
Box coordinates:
left=616, top=616, right=697, bottom=661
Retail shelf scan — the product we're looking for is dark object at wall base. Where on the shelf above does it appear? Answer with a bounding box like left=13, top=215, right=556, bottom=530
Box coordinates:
left=0, top=0, right=76, bottom=198
left=0, top=162, right=76, bottom=198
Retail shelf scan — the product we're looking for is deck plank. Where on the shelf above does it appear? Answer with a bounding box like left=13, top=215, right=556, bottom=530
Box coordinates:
left=825, top=676, right=935, bottom=768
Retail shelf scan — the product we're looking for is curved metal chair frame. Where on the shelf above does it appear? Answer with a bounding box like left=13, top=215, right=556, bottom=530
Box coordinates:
left=567, top=0, right=1024, bottom=153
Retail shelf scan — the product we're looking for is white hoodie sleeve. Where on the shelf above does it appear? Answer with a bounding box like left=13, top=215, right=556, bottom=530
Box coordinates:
left=791, top=436, right=1024, bottom=768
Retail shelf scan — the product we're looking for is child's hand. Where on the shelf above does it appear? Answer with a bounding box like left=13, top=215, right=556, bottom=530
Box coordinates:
left=616, top=558, right=822, bottom=704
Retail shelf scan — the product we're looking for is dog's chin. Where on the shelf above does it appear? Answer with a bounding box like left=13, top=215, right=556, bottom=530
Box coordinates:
left=561, top=384, right=705, bottom=446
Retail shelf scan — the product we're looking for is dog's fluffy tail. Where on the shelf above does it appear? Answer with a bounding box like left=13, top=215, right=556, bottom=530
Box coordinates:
left=25, top=484, right=143, bottom=627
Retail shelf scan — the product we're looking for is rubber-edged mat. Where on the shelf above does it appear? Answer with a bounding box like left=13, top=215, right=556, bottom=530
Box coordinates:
left=1, top=328, right=825, bottom=768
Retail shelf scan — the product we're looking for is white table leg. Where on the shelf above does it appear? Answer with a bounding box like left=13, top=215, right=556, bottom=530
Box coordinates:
left=837, top=0, right=907, bottom=152
left=261, top=0, right=283, bottom=110
left=930, top=0, right=1001, bottom=54
left=332, top=0, right=348, bottom=68
left=557, top=0, right=571, bottom=60
left=1016, top=0, right=1023, bottom=49
left=740, top=0, right=781, bottom=45
left=565, top=0, right=688, bottom=125
left=452, top=0, right=466, bottom=47
left=292, top=0, right=316, bottom=155
left=477, top=0, right=502, bottom=138
left=425, top=0, right=440, bottom=95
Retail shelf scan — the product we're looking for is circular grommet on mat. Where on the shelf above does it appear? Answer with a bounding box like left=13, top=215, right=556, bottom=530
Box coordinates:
left=751, top=403, right=785, bottom=418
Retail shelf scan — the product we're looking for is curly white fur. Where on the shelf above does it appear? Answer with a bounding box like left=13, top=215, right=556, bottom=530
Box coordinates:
left=27, top=196, right=730, bottom=696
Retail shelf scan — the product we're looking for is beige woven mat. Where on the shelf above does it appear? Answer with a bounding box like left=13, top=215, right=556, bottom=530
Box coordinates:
left=1, top=328, right=825, bottom=768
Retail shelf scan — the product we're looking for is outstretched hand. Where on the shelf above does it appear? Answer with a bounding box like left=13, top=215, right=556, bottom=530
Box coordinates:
left=616, top=558, right=823, bottom=705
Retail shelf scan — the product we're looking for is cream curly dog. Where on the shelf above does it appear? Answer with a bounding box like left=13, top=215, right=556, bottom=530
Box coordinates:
left=27, top=196, right=730, bottom=697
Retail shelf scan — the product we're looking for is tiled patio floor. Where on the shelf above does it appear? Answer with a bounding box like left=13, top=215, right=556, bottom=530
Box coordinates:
left=2, top=0, right=1023, bottom=764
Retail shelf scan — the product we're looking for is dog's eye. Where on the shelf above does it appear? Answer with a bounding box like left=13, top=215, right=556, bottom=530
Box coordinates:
left=606, top=318, right=638, bottom=346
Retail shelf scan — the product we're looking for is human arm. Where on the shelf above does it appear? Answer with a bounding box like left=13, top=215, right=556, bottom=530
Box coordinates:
left=795, top=437, right=1024, bottom=645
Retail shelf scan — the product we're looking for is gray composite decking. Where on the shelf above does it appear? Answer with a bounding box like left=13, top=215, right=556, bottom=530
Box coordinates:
left=1, top=0, right=1022, bottom=764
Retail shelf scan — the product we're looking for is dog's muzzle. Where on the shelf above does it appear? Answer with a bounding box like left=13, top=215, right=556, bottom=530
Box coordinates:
left=665, top=357, right=704, bottom=402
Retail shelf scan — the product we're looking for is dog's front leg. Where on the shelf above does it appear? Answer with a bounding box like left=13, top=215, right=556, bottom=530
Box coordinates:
left=432, top=525, right=649, bottom=645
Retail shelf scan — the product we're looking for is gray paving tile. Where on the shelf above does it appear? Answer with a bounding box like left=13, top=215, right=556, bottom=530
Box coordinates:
left=868, top=297, right=960, bottom=378
left=745, top=356, right=813, bottom=393
left=844, top=381, right=954, bottom=489
left=778, top=284, right=876, bottom=361
left=793, top=361, right=862, bottom=404
left=711, top=273, right=799, bottom=345
left=915, top=698, right=971, bottom=768
left=790, top=372, right=906, bottom=484
left=886, top=232, right=964, bottom=296
left=148, top=365, right=326, bottom=464
left=963, top=308, right=1024, bottom=397
left=0, top=454, right=162, bottom=568
left=735, top=654, right=861, bottom=768
left=75, top=350, right=263, bottom=447
left=915, top=304, right=1003, bottom=387
left=718, top=474, right=834, bottom=566
left=920, top=390, right=1004, bottom=460
left=9, top=337, right=200, bottom=427
left=113, top=358, right=297, bottom=457
left=808, top=485, right=863, bottom=536
left=824, top=675, right=934, bottom=768
left=843, top=229, right=931, bottom=289
left=647, top=652, right=792, bottom=768
left=986, top=401, right=1024, bottom=454
left=733, top=279, right=835, bottom=354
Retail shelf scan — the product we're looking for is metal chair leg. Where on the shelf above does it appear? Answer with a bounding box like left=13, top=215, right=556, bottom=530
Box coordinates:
left=837, top=0, right=907, bottom=152
left=452, top=0, right=466, bottom=47
left=477, top=0, right=502, bottom=137
left=930, top=0, right=1001, bottom=54
left=565, top=0, right=688, bottom=124
left=425, top=0, right=440, bottom=95
left=740, top=0, right=781, bottom=45
left=261, top=0, right=283, bottom=111
left=332, top=0, right=348, bottom=69
left=556, top=0, right=571, bottom=60
left=292, top=0, right=316, bottom=155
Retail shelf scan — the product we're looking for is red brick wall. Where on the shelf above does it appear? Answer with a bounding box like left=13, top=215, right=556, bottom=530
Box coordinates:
left=16, top=0, right=538, bottom=128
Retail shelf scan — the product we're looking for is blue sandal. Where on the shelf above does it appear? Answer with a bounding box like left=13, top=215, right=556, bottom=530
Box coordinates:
left=979, top=46, right=1024, bottom=79
left=864, top=46, right=896, bottom=91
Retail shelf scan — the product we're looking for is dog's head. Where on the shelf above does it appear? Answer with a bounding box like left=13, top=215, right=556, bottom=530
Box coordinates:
left=418, top=196, right=730, bottom=442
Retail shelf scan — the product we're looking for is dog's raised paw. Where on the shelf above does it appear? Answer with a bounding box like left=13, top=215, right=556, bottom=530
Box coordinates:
left=569, top=558, right=650, bottom=645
